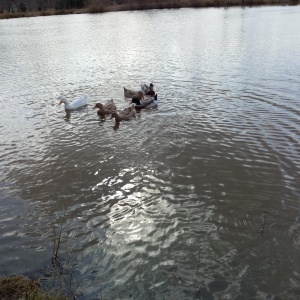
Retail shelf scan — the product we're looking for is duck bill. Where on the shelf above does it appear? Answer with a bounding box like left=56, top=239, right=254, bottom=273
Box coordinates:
left=59, top=100, right=62, bottom=105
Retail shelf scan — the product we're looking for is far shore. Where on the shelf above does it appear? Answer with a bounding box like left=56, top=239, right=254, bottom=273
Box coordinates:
left=0, top=0, right=299, bottom=20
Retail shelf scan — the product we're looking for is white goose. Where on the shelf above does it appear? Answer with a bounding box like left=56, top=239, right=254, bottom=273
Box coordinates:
left=59, top=96, right=88, bottom=110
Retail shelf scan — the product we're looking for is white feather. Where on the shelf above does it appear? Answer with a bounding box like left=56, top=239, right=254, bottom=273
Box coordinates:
left=60, top=96, right=88, bottom=110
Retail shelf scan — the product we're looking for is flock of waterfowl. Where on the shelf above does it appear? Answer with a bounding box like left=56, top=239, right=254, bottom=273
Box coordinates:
left=59, top=84, right=158, bottom=123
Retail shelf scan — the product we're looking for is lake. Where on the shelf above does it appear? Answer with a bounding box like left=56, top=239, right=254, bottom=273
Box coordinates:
left=0, top=6, right=300, bottom=299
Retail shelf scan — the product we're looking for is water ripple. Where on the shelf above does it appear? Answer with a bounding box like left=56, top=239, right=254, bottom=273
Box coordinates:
left=0, top=6, right=300, bottom=299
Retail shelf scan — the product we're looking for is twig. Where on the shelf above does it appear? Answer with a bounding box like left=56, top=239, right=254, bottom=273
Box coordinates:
left=196, top=245, right=202, bottom=274
left=51, top=220, right=64, bottom=269
left=52, top=226, right=56, bottom=263
left=2, top=265, right=7, bottom=277
left=55, top=221, right=64, bottom=260
left=260, top=211, right=267, bottom=236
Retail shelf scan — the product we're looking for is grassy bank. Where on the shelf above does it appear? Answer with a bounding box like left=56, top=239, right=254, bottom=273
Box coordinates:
left=0, top=224, right=77, bottom=299
left=0, top=8, right=77, bottom=19
left=0, top=275, right=67, bottom=300
left=0, top=0, right=298, bottom=20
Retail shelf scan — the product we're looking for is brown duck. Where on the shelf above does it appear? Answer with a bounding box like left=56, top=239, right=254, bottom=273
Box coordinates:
left=110, top=105, right=136, bottom=123
left=94, top=99, right=117, bottom=116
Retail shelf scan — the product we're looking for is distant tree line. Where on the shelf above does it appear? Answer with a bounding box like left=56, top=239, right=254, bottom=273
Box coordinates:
left=1, top=0, right=93, bottom=12
left=0, top=0, right=299, bottom=14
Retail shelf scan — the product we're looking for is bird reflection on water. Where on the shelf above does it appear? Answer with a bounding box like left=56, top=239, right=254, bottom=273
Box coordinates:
left=98, top=114, right=106, bottom=123
left=62, top=106, right=88, bottom=122
left=63, top=110, right=71, bottom=121
left=113, top=122, right=120, bottom=131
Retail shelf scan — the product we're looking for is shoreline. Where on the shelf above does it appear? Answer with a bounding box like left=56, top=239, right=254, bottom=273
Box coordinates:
left=0, top=0, right=299, bottom=20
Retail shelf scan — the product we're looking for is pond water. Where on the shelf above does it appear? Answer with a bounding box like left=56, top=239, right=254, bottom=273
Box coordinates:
left=0, top=6, right=300, bottom=299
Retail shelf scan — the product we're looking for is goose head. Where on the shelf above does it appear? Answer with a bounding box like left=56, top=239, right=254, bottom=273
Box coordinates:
left=59, top=98, right=69, bottom=105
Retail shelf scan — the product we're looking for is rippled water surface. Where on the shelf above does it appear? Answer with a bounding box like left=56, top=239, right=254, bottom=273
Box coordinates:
left=1, top=6, right=300, bottom=299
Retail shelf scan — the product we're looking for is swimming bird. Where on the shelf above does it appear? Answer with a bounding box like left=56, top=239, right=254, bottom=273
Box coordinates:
left=133, top=94, right=158, bottom=109
left=124, top=87, right=138, bottom=98
left=93, top=99, right=117, bottom=116
left=110, top=105, right=136, bottom=122
left=59, top=96, right=88, bottom=110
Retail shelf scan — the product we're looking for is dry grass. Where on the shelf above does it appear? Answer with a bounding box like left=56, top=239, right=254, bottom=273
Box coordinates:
left=0, top=223, right=73, bottom=300
left=0, top=276, right=39, bottom=299
left=85, top=4, right=105, bottom=13
left=0, top=9, right=78, bottom=19
left=105, top=0, right=296, bottom=10
left=0, top=275, right=67, bottom=300
left=0, top=11, right=35, bottom=19
left=0, top=0, right=297, bottom=19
